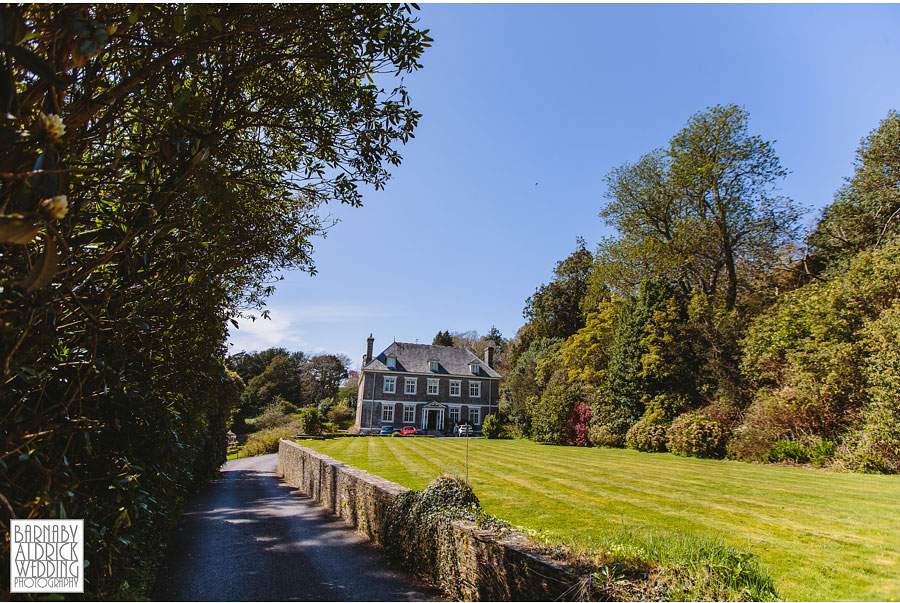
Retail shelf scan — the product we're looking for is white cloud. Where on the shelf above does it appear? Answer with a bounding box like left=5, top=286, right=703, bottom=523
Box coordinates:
left=227, top=308, right=307, bottom=352
left=226, top=304, right=389, bottom=354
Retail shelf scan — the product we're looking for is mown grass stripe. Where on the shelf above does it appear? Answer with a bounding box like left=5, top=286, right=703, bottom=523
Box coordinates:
left=301, top=438, right=900, bottom=600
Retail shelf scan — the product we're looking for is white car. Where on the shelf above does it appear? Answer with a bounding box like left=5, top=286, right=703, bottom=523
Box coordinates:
left=458, top=425, right=473, bottom=437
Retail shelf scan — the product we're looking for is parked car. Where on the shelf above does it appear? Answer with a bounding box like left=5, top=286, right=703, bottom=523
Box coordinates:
left=458, top=425, right=473, bottom=437
left=400, top=426, right=417, bottom=436
left=380, top=426, right=395, bottom=436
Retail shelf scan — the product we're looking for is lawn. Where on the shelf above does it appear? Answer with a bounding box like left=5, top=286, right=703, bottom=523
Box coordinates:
left=300, top=437, right=900, bottom=601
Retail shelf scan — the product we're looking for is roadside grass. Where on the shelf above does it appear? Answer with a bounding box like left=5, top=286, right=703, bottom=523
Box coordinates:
left=300, top=437, right=900, bottom=601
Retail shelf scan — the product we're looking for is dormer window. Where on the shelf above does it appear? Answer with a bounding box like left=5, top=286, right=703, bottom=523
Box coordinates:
left=470, top=362, right=479, bottom=375
left=429, top=359, right=439, bottom=372
left=387, top=355, right=397, bottom=369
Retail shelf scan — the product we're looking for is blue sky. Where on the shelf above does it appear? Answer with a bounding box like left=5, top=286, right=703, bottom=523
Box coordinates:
left=227, top=3, right=900, bottom=368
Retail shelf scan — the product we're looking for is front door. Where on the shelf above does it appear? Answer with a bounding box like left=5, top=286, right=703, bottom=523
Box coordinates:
left=427, top=410, right=437, bottom=430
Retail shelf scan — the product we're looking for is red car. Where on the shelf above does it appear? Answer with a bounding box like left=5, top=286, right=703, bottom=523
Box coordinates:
left=400, top=426, right=417, bottom=436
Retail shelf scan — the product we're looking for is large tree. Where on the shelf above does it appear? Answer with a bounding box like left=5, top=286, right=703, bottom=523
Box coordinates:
left=598, top=104, right=802, bottom=310
left=301, top=353, right=351, bottom=404
left=0, top=5, right=428, bottom=597
left=241, top=354, right=304, bottom=413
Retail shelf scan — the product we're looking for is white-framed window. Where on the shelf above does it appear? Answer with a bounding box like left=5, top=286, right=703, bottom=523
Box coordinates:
left=429, top=359, right=439, bottom=372
left=387, top=355, right=397, bottom=369
left=470, top=362, right=479, bottom=375
left=403, top=404, right=415, bottom=423
left=404, top=377, right=417, bottom=395
left=449, top=380, right=461, bottom=397
left=427, top=378, right=439, bottom=395
left=469, top=407, right=480, bottom=425
left=469, top=381, right=481, bottom=397
left=383, top=376, right=396, bottom=394
left=449, top=407, right=460, bottom=424
left=382, top=404, right=394, bottom=422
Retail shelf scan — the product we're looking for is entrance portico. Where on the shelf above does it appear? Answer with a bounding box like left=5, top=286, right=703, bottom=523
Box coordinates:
left=420, top=401, right=446, bottom=432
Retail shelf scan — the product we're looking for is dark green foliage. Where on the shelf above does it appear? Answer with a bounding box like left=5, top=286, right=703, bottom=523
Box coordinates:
left=625, top=419, right=669, bottom=452
left=227, top=347, right=306, bottom=383
left=529, top=383, right=577, bottom=445
left=0, top=4, right=428, bottom=597
left=667, top=413, right=728, bottom=459
left=739, top=240, right=900, bottom=470
left=809, top=440, right=837, bottom=467
left=501, top=337, right=563, bottom=436
left=297, top=407, right=323, bottom=435
left=241, top=355, right=303, bottom=413
left=326, top=404, right=355, bottom=425
left=600, top=279, right=673, bottom=438
left=766, top=440, right=810, bottom=464
left=432, top=330, right=454, bottom=346
left=300, top=354, right=350, bottom=404
left=521, top=238, right=593, bottom=345
left=253, top=398, right=294, bottom=431
left=855, top=304, right=900, bottom=473
left=337, top=375, right=360, bottom=406
left=481, top=414, right=501, bottom=439
left=484, top=325, right=507, bottom=355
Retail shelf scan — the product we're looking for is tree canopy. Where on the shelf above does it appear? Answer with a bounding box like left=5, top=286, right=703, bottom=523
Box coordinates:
left=597, top=104, right=802, bottom=310
left=0, top=5, right=429, bottom=597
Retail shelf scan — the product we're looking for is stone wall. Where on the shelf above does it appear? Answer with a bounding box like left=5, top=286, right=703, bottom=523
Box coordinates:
left=276, top=439, right=577, bottom=601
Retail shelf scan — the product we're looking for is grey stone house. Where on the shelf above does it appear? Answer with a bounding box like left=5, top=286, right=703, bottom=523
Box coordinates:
left=354, top=335, right=500, bottom=435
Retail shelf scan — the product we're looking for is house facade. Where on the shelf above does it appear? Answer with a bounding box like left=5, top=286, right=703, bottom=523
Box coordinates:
left=354, top=335, right=500, bottom=435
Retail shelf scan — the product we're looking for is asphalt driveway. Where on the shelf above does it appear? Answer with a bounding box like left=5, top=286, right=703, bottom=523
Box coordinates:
left=152, top=454, right=439, bottom=601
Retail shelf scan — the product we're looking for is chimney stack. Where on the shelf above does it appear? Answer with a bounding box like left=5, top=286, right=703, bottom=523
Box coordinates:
left=364, top=333, right=374, bottom=365
left=484, top=345, right=494, bottom=368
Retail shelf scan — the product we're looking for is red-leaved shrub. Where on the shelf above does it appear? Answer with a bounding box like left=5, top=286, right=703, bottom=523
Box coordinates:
left=566, top=402, right=593, bottom=446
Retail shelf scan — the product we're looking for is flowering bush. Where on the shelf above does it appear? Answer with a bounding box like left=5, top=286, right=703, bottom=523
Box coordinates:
left=667, top=413, right=728, bottom=458
left=625, top=419, right=668, bottom=452
left=588, top=423, right=625, bottom=448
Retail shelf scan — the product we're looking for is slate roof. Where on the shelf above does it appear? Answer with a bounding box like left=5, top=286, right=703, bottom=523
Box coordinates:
left=363, top=342, right=500, bottom=378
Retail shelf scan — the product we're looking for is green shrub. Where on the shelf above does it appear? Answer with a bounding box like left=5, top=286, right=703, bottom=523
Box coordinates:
left=528, top=383, right=576, bottom=445
left=740, top=241, right=900, bottom=468
left=625, top=419, right=668, bottom=452
left=667, top=413, right=727, bottom=459
left=243, top=423, right=298, bottom=456
left=297, top=407, right=323, bottom=435
left=850, top=452, right=891, bottom=474
left=500, top=422, right=524, bottom=439
left=588, top=390, right=633, bottom=447
left=252, top=397, right=292, bottom=431
left=766, top=439, right=810, bottom=464
left=391, top=431, right=401, bottom=437
left=854, top=304, right=900, bottom=473
left=589, top=423, right=625, bottom=448
left=318, top=396, right=337, bottom=416
left=809, top=439, right=837, bottom=467
left=481, top=414, right=501, bottom=439
left=326, top=403, right=355, bottom=424
left=726, top=389, right=800, bottom=461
